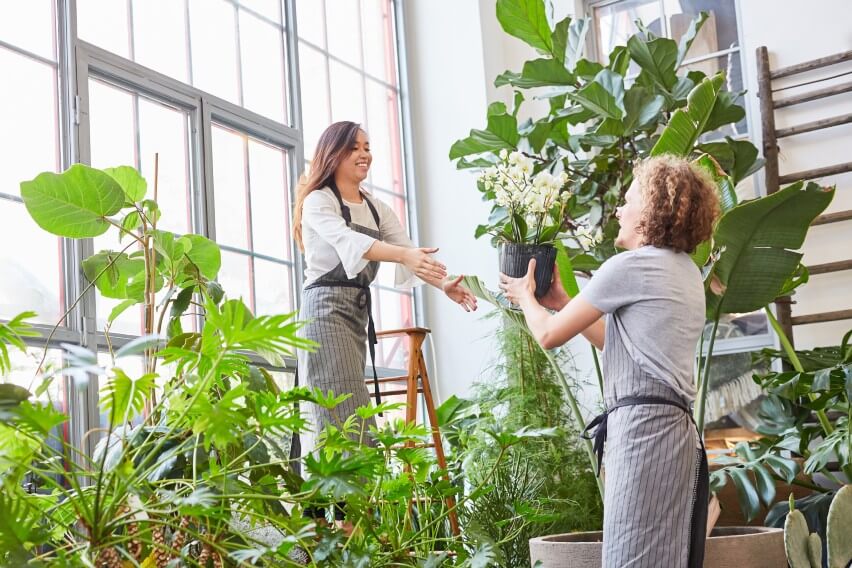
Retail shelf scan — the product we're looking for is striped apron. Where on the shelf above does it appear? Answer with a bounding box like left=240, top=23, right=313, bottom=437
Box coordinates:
left=582, top=333, right=710, bottom=567
left=295, top=183, right=384, bottom=460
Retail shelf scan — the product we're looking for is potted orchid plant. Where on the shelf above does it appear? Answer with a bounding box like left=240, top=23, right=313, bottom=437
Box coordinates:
left=476, top=149, right=571, bottom=297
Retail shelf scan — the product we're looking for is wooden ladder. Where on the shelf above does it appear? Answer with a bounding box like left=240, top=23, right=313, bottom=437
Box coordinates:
left=756, top=46, right=852, bottom=345
left=369, top=327, right=460, bottom=536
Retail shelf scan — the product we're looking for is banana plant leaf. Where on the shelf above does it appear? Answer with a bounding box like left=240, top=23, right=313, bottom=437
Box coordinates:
left=705, top=181, right=834, bottom=317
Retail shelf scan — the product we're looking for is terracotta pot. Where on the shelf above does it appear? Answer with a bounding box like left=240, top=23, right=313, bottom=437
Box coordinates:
left=499, top=243, right=557, bottom=298
left=528, top=526, right=785, bottom=567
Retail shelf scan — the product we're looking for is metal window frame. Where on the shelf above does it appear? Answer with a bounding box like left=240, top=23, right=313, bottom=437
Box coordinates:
left=3, top=0, right=418, bottom=452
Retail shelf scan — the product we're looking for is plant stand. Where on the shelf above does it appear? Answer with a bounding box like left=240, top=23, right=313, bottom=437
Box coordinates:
left=370, top=327, right=460, bottom=537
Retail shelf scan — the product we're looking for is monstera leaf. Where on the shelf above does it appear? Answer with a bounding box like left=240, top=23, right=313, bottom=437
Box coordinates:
left=706, top=182, right=834, bottom=317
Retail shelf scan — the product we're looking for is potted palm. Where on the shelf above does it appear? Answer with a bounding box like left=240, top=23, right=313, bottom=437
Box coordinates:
left=476, top=149, right=571, bottom=298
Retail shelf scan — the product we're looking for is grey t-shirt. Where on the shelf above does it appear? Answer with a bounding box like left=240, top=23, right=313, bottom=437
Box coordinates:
left=578, top=246, right=704, bottom=401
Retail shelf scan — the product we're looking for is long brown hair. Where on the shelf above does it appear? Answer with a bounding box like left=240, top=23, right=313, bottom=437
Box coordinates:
left=293, top=121, right=364, bottom=250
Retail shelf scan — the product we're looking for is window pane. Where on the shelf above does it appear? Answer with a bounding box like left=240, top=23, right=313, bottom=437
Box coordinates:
left=249, top=140, right=291, bottom=261
left=375, top=289, right=413, bottom=368
left=666, top=0, right=739, bottom=60
left=254, top=259, right=292, bottom=315
left=360, top=0, right=392, bottom=83
left=295, top=0, right=325, bottom=47
left=240, top=10, right=287, bottom=124
left=594, top=0, right=663, bottom=61
left=212, top=126, right=250, bottom=249
left=329, top=60, right=365, bottom=124
left=365, top=79, right=400, bottom=192
left=0, top=0, right=55, bottom=60
left=76, top=0, right=130, bottom=58
left=0, top=49, right=59, bottom=198
left=219, top=251, right=253, bottom=307
left=189, top=0, right=240, bottom=104
left=137, top=99, right=193, bottom=234
left=239, top=0, right=282, bottom=23
left=298, top=43, right=330, bottom=154
left=88, top=79, right=136, bottom=169
left=325, top=0, right=361, bottom=66
left=0, top=200, right=63, bottom=324
left=5, top=348, right=64, bottom=406
left=132, top=0, right=189, bottom=82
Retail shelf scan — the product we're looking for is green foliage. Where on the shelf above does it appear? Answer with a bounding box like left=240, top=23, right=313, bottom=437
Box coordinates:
left=705, top=182, right=834, bottom=318
left=0, top=311, right=38, bottom=375
left=452, top=9, right=759, bottom=269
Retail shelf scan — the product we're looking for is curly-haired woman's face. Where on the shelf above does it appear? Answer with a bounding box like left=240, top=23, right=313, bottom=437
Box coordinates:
left=615, top=180, right=645, bottom=250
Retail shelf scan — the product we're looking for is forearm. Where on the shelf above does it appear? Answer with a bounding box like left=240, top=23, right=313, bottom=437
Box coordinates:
left=547, top=296, right=605, bottom=350
left=364, top=240, right=406, bottom=263
left=581, top=319, right=605, bottom=351
left=518, top=295, right=557, bottom=348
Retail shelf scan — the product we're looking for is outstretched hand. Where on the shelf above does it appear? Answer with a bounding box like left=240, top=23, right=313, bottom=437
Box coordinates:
left=443, top=275, right=478, bottom=312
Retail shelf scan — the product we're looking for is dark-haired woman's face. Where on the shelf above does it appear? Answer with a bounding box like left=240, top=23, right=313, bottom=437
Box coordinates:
left=337, top=129, right=372, bottom=184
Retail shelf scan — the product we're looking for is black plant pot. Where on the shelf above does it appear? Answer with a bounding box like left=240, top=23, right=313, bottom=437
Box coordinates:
left=499, top=243, right=557, bottom=299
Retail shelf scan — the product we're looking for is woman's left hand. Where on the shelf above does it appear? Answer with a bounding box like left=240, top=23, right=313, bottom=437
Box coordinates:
left=443, top=275, right=478, bottom=312
left=499, top=258, right=537, bottom=306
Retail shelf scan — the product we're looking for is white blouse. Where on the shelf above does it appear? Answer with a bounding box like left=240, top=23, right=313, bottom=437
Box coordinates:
left=301, top=187, right=422, bottom=289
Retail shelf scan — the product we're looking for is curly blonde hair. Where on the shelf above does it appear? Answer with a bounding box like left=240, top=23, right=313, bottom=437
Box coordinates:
left=633, top=155, right=720, bottom=253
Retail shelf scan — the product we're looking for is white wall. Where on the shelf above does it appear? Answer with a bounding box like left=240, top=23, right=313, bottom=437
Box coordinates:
left=402, top=0, right=500, bottom=402
left=738, top=0, right=852, bottom=349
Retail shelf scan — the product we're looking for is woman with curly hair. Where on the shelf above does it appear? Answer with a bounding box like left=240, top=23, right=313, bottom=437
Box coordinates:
left=500, top=155, right=720, bottom=567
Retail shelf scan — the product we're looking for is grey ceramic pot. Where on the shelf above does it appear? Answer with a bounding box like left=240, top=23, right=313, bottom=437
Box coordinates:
left=528, top=526, right=786, bottom=567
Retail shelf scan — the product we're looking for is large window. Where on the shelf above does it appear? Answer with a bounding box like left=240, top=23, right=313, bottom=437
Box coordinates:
left=296, top=0, right=413, bottom=368
left=1, top=0, right=415, bottom=446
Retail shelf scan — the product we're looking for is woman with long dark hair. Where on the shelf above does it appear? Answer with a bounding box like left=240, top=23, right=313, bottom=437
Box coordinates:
left=294, top=121, right=477, bottom=460
left=500, top=155, right=719, bottom=567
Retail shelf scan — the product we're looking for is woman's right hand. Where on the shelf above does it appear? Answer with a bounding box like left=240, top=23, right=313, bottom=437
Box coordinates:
left=402, top=247, right=447, bottom=281
left=539, top=263, right=570, bottom=311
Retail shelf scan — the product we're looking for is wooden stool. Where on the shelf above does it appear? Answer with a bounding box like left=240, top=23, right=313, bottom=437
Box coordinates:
left=369, top=327, right=460, bottom=537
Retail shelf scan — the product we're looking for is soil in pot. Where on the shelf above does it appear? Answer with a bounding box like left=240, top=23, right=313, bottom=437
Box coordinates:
left=499, top=243, right=558, bottom=299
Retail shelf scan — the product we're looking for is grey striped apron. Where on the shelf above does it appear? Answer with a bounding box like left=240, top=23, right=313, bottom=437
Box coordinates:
left=295, top=183, right=384, bottom=461
left=582, top=328, right=709, bottom=567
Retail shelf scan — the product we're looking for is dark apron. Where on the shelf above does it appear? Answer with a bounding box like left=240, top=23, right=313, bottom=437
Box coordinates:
left=582, top=396, right=710, bottom=568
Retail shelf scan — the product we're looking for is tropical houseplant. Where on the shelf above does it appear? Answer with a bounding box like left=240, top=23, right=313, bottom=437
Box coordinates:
left=0, top=163, right=540, bottom=566
left=451, top=0, right=837, bottom=565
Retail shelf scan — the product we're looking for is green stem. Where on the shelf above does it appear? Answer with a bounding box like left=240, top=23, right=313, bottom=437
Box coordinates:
left=695, top=314, right=720, bottom=433
left=764, top=307, right=834, bottom=437
left=591, top=345, right=604, bottom=399
left=538, top=341, right=605, bottom=501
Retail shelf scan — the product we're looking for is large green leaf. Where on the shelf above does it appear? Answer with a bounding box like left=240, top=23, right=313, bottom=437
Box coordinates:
left=20, top=164, right=126, bottom=238
left=495, top=58, right=574, bottom=88
left=495, top=0, right=552, bottom=53
left=695, top=154, right=737, bottom=213
left=181, top=234, right=222, bottom=280
left=100, top=369, right=156, bottom=426
left=703, top=89, right=746, bottom=134
left=486, top=102, right=521, bottom=147
left=675, top=11, right=709, bottom=66
left=707, top=182, right=834, bottom=316
left=622, top=86, right=665, bottom=133
left=103, top=166, right=147, bottom=203
left=650, top=74, right=724, bottom=157
left=554, top=240, right=579, bottom=296
left=81, top=251, right=146, bottom=300
left=627, top=35, right=678, bottom=91
left=550, top=16, right=588, bottom=69
left=450, top=106, right=519, bottom=160
left=569, top=70, right=625, bottom=120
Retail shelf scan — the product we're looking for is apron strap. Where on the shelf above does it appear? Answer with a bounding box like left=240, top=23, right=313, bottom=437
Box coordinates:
left=328, top=180, right=382, bottom=230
